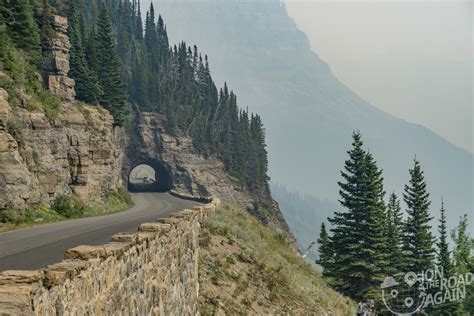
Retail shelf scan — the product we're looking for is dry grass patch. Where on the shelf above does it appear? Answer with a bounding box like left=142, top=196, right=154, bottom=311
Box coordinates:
left=199, top=204, right=355, bottom=315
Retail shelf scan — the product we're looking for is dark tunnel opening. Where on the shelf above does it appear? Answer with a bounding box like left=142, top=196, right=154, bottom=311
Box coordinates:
left=127, top=162, right=173, bottom=193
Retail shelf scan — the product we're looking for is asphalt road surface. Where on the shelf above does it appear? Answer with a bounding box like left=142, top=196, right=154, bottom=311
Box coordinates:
left=0, top=193, right=200, bottom=271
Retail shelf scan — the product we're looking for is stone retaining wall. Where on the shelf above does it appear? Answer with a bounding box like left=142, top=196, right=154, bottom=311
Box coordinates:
left=0, top=199, right=220, bottom=315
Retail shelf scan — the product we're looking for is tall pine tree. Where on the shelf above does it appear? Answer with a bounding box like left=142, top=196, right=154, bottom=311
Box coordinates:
left=430, top=200, right=458, bottom=315
left=385, top=192, right=404, bottom=274
left=94, top=4, right=127, bottom=125
left=68, top=0, right=99, bottom=103
left=437, top=200, right=452, bottom=274
left=328, top=132, right=394, bottom=306
left=329, top=131, right=368, bottom=299
left=361, top=151, right=389, bottom=301
left=316, top=222, right=334, bottom=278
left=402, top=159, right=435, bottom=273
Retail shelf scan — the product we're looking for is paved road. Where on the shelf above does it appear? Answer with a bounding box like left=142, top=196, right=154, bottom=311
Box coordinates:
left=0, top=193, right=199, bottom=271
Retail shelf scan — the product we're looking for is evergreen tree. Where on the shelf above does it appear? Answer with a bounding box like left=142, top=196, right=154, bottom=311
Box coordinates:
left=386, top=192, right=404, bottom=273
left=437, top=200, right=452, bottom=274
left=84, top=25, right=97, bottom=69
left=402, top=159, right=435, bottom=273
left=94, top=4, right=127, bottom=125
left=68, top=0, right=99, bottom=103
left=431, top=200, right=457, bottom=315
left=329, top=131, right=368, bottom=299
left=156, top=15, right=169, bottom=62
left=0, top=0, right=41, bottom=64
left=316, top=222, right=334, bottom=278
left=133, top=0, right=143, bottom=39
left=0, top=17, right=16, bottom=70
left=361, top=151, right=389, bottom=301
left=328, top=132, right=391, bottom=305
left=144, top=3, right=159, bottom=70
left=451, top=215, right=472, bottom=275
left=451, top=215, right=473, bottom=313
left=250, top=114, right=269, bottom=187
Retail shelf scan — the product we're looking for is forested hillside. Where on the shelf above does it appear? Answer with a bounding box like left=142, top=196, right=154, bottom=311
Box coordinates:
left=68, top=0, right=270, bottom=192
left=1, top=0, right=271, bottom=194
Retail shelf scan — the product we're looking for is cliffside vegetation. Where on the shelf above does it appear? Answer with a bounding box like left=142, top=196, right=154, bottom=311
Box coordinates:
left=0, top=0, right=62, bottom=121
left=199, top=203, right=355, bottom=314
left=68, top=0, right=270, bottom=192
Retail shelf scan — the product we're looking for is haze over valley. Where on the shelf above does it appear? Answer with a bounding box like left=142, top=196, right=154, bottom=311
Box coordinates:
left=153, top=0, right=472, bottom=233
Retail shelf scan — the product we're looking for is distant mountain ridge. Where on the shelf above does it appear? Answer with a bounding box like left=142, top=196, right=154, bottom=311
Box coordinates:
left=151, top=0, right=472, bottom=230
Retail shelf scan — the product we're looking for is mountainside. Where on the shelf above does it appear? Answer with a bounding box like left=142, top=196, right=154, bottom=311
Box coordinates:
left=0, top=0, right=294, bottom=239
left=155, top=0, right=472, bottom=230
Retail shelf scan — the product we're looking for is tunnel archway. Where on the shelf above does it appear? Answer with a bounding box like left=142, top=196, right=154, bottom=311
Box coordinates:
left=127, top=161, right=173, bottom=193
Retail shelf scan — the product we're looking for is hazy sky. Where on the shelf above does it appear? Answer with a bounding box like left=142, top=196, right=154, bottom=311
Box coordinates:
left=284, top=0, right=472, bottom=152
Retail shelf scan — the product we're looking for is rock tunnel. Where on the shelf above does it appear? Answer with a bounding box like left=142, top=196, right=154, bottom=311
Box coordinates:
left=127, top=161, right=173, bottom=193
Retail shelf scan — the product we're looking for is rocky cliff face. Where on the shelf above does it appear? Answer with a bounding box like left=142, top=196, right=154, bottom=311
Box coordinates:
left=0, top=89, right=123, bottom=211
left=0, top=15, right=122, bottom=211
left=123, top=113, right=294, bottom=240
left=43, top=15, right=75, bottom=102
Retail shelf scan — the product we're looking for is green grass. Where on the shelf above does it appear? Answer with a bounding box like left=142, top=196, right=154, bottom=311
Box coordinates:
left=6, top=119, right=24, bottom=147
left=0, top=188, right=133, bottom=233
left=0, top=37, right=62, bottom=122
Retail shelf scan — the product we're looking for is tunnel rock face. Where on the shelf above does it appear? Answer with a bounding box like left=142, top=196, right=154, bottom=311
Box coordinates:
left=122, top=113, right=295, bottom=240
left=123, top=113, right=250, bottom=203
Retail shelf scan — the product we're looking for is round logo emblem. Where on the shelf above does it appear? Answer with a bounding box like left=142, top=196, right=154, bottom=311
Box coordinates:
left=380, top=272, right=426, bottom=315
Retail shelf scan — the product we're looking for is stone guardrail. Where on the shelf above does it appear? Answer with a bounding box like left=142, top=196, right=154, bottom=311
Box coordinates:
left=0, top=197, right=220, bottom=315
left=169, top=190, right=213, bottom=204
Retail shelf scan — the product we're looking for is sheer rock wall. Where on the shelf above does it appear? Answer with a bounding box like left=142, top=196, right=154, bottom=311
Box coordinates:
left=0, top=89, right=123, bottom=210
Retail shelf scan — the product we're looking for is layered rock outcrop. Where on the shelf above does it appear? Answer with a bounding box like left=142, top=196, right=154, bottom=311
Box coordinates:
left=43, top=15, right=75, bottom=102
left=0, top=14, right=122, bottom=211
left=0, top=88, right=122, bottom=210
left=0, top=199, right=220, bottom=315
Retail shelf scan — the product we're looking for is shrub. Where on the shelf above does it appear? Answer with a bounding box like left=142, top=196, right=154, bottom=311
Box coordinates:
left=51, top=195, right=89, bottom=218
left=6, top=119, right=24, bottom=147
left=0, top=77, right=21, bottom=108
left=0, top=210, right=19, bottom=223
left=106, top=187, right=133, bottom=205
left=38, top=89, right=61, bottom=121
